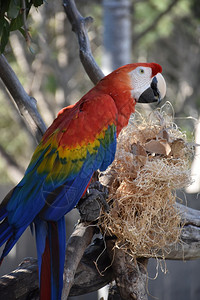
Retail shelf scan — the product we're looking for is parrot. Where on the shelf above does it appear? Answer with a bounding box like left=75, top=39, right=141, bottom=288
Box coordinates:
left=0, top=63, right=166, bottom=299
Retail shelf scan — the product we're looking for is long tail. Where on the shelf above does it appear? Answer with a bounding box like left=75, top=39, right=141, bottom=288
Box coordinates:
left=0, top=188, right=26, bottom=264
left=35, top=216, right=66, bottom=300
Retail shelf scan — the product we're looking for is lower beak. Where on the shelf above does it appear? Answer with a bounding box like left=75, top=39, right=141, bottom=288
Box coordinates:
left=138, top=86, right=160, bottom=104
left=138, top=73, right=166, bottom=104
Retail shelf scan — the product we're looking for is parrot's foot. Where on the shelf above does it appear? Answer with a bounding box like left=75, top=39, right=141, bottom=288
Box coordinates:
left=77, top=181, right=109, bottom=222
left=88, top=181, right=110, bottom=212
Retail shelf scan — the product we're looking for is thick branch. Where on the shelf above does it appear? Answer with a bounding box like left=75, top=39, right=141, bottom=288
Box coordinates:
left=0, top=54, right=46, bottom=143
left=106, top=240, right=148, bottom=300
left=1, top=202, right=200, bottom=299
left=69, top=232, right=114, bottom=296
left=0, top=258, right=39, bottom=300
left=62, top=223, right=94, bottom=299
left=164, top=203, right=200, bottom=260
left=63, top=0, right=104, bottom=84
left=0, top=224, right=114, bottom=300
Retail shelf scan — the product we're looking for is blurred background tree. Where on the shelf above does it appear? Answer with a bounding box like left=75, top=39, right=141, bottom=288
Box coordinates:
left=1, top=0, right=200, bottom=185
left=0, top=0, right=200, bottom=299
left=0, top=0, right=200, bottom=185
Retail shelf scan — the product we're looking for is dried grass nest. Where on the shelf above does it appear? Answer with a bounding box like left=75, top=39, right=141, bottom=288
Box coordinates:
left=99, top=104, right=193, bottom=258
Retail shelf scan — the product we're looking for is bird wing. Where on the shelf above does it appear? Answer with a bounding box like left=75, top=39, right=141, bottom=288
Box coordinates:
left=5, top=93, right=118, bottom=224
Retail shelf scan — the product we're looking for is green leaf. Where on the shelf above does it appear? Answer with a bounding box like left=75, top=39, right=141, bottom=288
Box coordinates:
left=0, top=19, right=10, bottom=53
left=32, top=0, right=44, bottom=8
left=10, top=13, right=23, bottom=31
left=7, top=0, right=21, bottom=19
left=0, top=17, right=5, bottom=37
left=18, top=27, right=26, bottom=38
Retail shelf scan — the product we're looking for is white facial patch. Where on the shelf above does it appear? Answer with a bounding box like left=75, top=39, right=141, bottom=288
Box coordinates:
left=128, top=67, right=152, bottom=101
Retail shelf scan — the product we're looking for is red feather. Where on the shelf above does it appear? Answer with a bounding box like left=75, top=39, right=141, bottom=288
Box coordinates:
left=40, top=237, right=51, bottom=299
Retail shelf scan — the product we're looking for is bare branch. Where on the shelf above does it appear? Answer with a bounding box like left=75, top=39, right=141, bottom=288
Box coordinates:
left=0, top=224, right=114, bottom=300
left=0, top=80, right=38, bottom=146
left=0, top=258, right=39, bottom=300
left=1, top=200, right=200, bottom=299
left=62, top=223, right=94, bottom=299
left=69, top=228, right=114, bottom=296
left=164, top=203, right=200, bottom=260
left=0, top=54, right=46, bottom=143
left=63, top=0, right=104, bottom=84
left=106, top=240, right=148, bottom=300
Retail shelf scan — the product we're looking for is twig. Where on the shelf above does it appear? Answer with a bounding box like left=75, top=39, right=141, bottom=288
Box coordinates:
left=63, top=0, right=104, bottom=84
left=0, top=54, right=46, bottom=143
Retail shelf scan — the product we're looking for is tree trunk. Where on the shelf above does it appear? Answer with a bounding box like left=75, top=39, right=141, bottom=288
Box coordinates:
left=102, top=0, right=132, bottom=73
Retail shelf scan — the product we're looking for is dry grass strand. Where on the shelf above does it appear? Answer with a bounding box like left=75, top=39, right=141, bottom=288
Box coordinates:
left=99, top=106, right=193, bottom=258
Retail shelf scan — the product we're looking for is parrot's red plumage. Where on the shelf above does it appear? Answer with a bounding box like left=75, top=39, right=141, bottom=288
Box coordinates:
left=0, top=63, right=165, bottom=299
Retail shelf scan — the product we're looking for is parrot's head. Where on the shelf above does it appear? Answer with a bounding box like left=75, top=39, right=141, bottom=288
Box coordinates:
left=127, top=63, right=166, bottom=104
left=96, top=62, right=166, bottom=106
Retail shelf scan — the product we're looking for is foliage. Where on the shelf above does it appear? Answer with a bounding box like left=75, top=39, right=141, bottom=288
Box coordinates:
left=0, top=0, right=44, bottom=53
left=0, top=0, right=200, bottom=185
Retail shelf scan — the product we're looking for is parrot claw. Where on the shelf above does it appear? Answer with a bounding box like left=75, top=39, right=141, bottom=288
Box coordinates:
left=77, top=182, right=109, bottom=222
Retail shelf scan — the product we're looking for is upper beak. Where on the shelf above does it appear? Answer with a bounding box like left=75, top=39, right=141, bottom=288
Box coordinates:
left=138, top=73, right=166, bottom=104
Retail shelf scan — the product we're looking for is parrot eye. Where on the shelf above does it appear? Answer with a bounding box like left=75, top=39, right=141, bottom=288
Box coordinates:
left=139, top=68, right=144, bottom=74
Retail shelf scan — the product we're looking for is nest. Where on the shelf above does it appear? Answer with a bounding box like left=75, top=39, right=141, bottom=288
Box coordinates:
left=99, top=104, right=193, bottom=258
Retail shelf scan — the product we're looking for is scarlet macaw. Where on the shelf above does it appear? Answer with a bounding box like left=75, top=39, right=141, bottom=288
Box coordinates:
left=0, top=63, right=166, bottom=299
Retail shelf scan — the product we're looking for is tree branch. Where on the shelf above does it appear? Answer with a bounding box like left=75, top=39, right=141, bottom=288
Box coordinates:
left=0, top=223, right=114, bottom=300
left=62, top=223, right=94, bottom=299
left=0, top=54, right=46, bottom=143
left=106, top=240, right=148, bottom=300
left=164, top=203, right=200, bottom=260
left=63, top=0, right=104, bottom=85
left=1, top=200, right=200, bottom=299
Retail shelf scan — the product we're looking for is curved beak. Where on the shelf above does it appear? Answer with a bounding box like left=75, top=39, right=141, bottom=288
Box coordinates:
left=138, top=73, right=166, bottom=104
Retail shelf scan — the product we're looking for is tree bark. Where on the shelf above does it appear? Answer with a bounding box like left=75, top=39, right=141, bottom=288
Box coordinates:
left=62, top=223, right=94, bottom=299
left=106, top=240, right=148, bottom=300
left=63, top=0, right=104, bottom=84
left=0, top=55, right=46, bottom=143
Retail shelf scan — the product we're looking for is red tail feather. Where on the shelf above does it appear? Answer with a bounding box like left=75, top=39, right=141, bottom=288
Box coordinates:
left=40, top=237, right=51, bottom=300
